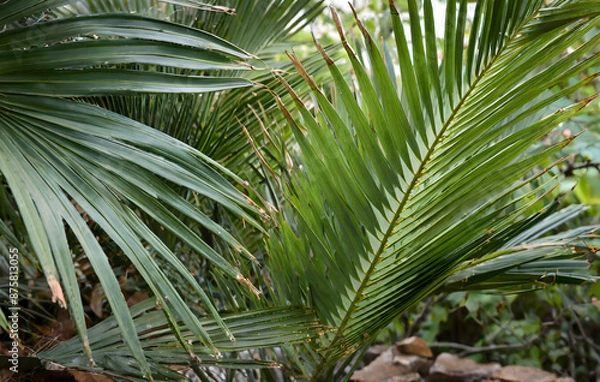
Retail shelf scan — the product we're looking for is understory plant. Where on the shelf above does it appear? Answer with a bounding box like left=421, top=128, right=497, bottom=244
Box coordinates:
left=1, top=0, right=599, bottom=381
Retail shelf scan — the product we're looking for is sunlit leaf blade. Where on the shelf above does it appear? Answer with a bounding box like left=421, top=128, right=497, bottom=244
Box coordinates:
left=1, top=70, right=251, bottom=97
left=0, top=14, right=251, bottom=59
left=445, top=205, right=600, bottom=291
left=0, top=40, right=251, bottom=74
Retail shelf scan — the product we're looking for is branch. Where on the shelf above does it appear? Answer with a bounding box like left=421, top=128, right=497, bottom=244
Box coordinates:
left=405, top=296, right=434, bottom=338
left=561, top=158, right=600, bottom=177
left=429, top=341, right=531, bottom=358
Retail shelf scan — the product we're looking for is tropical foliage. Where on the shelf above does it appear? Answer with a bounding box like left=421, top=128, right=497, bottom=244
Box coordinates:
left=1, top=0, right=599, bottom=381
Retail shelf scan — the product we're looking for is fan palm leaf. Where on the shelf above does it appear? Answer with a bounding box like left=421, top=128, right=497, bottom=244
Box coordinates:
left=72, top=0, right=328, bottom=176
left=0, top=0, right=268, bottom=378
left=266, top=0, right=600, bottom=378
left=70, top=0, right=333, bottom=271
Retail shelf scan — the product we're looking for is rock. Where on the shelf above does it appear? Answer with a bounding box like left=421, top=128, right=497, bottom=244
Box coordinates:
left=428, top=353, right=501, bottom=382
left=391, top=372, right=423, bottom=382
left=351, top=362, right=410, bottom=382
left=374, top=347, right=395, bottom=363
left=364, top=344, right=393, bottom=365
left=394, top=355, right=431, bottom=375
left=492, top=365, right=558, bottom=382
left=351, top=348, right=409, bottom=382
left=396, top=337, right=434, bottom=359
left=555, top=378, right=575, bottom=382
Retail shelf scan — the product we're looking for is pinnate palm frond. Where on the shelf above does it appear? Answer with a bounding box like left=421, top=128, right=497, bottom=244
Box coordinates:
left=266, top=0, right=600, bottom=377
left=444, top=203, right=599, bottom=292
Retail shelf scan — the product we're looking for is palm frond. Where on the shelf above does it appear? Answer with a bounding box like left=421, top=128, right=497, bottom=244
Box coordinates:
left=445, top=204, right=599, bottom=292
left=0, top=1, right=264, bottom=377
left=266, top=0, right=600, bottom=377
left=186, top=0, right=325, bottom=54
left=76, top=0, right=334, bottom=264
left=40, top=299, right=323, bottom=380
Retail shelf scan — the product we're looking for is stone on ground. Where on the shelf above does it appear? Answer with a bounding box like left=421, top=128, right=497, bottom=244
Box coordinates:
left=428, top=352, right=501, bottom=382
left=490, top=365, right=570, bottom=382
left=351, top=347, right=409, bottom=382
left=396, top=336, right=434, bottom=359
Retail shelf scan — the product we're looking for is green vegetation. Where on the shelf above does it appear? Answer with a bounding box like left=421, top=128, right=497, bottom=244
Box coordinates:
left=1, top=0, right=599, bottom=381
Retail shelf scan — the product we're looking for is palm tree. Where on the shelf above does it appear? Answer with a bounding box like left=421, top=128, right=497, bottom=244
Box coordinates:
left=1, top=0, right=599, bottom=380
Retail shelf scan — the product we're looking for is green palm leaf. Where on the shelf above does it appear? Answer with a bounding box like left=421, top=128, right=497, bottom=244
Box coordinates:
left=0, top=1, right=263, bottom=378
left=445, top=204, right=599, bottom=292
left=266, top=0, right=600, bottom=378
left=40, top=299, right=323, bottom=381
left=74, top=0, right=331, bottom=262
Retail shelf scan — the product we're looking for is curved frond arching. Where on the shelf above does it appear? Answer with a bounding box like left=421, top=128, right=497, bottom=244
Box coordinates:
left=0, top=0, right=264, bottom=377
